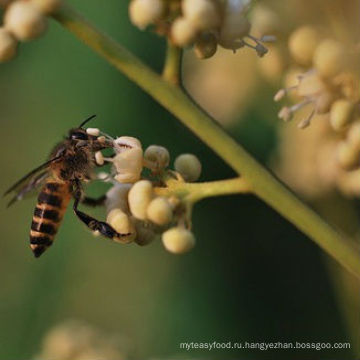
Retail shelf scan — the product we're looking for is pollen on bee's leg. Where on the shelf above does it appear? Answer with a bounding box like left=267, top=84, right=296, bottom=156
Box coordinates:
left=86, top=128, right=100, bottom=137
left=97, top=172, right=113, bottom=183
left=97, top=136, right=106, bottom=144
left=93, top=230, right=101, bottom=237
left=95, top=151, right=104, bottom=166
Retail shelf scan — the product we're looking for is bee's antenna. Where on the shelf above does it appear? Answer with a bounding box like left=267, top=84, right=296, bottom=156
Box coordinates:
left=79, top=114, right=96, bottom=128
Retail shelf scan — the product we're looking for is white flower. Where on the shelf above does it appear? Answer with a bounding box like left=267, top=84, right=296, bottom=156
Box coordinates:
left=112, top=136, right=143, bottom=183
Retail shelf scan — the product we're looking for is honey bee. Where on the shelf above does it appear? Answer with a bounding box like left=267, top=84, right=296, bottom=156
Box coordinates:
left=4, top=115, right=130, bottom=258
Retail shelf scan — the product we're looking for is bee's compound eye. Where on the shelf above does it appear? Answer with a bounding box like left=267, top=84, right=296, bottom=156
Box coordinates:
left=71, top=131, right=88, bottom=140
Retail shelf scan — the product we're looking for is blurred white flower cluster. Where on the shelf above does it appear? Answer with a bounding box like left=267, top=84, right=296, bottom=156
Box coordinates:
left=273, top=24, right=360, bottom=198
left=35, top=320, right=128, bottom=360
left=275, top=26, right=360, bottom=130
left=128, top=0, right=273, bottom=59
left=94, top=133, right=201, bottom=254
left=0, top=0, right=60, bottom=62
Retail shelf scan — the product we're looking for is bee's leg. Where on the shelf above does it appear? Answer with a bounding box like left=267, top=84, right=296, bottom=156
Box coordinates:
left=82, top=195, right=106, bottom=207
left=73, top=181, right=131, bottom=240
left=92, top=138, right=114, bottom=152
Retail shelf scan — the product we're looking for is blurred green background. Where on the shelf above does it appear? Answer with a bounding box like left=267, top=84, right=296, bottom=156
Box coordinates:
left=0, top=1, right=355, bottom=359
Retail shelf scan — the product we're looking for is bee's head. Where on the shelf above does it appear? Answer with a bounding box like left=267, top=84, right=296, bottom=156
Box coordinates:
left=68, top=115, right=97, bottom=141
left=68, top=128, right=90, bottom=141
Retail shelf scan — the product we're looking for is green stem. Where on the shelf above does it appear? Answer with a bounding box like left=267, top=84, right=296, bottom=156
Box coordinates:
left=52, top=5, right=360, bottom=279
left=162, top=40, right=182, bottom=85
left=154, top=177, right=251, bottom=202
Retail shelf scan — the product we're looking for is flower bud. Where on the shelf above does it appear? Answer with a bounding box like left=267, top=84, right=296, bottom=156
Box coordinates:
left=329, top=99, right=354, bottom=131
left=182, top=0, right=220, bottom=31
left=31, top=0, right=61, bottom=14
left=162, top=227, right=195, bottom=254
left=128, top=180, right=153, bottom=220
left=251, top=5, right=279, bottom=37
left=338, top=170, right=360, bottom=197
left=340, top=72, right=359, bottom=100
left=4, top=1, right=47, bottom=41
left=106, top=208, right=136, bottom=244
left=144, top=145, right=170, bottom=170
left=218, top=15, right=250, bottom=50
left=0, top=28, right=17, bottom=62
left=313, top=39, right=345, bottom=79
left=174, top=153, right=202, bottom=182
left=337, top=141, right=360, bottom=170
left=133, top=219, right=157, bottom=246
left=171, top=17, right=197, bottom=46
left=288, top=25, right=321, bottom=66
left=147, top=197, right=173, bottom=225
left=105, top=183, right=132, bottom=213
left=129, top=0, right=165, bottom=30
left=194, top=32, right=217, bottom=59
left=347, top=121, right=360, bottom=151
left=218, top=0, right=251, bottom=50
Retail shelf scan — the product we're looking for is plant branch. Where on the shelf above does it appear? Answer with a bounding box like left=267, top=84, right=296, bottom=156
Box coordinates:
left=52, top=4, right=360, bottom=279
left=154, top=177, right=251, bottom=203
left=162, top=40, right=182, bottom=85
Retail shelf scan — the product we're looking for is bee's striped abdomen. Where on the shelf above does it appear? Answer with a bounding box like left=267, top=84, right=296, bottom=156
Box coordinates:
left=30, top=181, right=71, bottom=258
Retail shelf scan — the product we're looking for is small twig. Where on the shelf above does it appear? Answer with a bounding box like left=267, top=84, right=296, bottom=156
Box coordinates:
left=154, top=177, right=252, bottom=202
left=162, top=40, right=182, bottom=85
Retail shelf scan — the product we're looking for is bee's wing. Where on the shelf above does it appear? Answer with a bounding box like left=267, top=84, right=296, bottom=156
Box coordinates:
left=5, top=171, right=50, bottom=207
left=4, top=156, right=61, bottom=207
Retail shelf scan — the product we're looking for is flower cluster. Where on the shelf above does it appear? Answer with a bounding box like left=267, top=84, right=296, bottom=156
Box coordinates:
left=0, top=0, right=60, bottom=63
left=274, top=25, right=360, bottom=197
left=128, top=0, right=273, bottom=59
left=275, top=26, right=359, bottom=129
left=91, top=130, right=201, bottom=254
